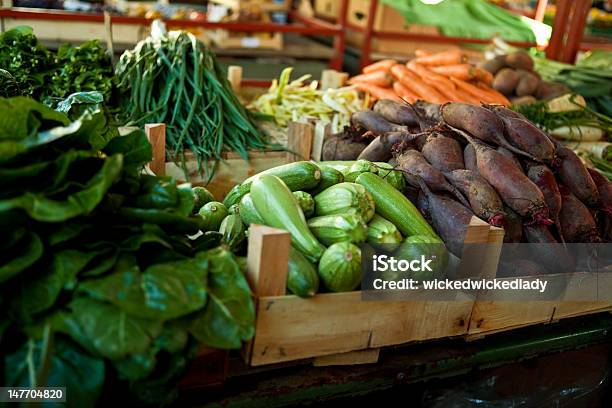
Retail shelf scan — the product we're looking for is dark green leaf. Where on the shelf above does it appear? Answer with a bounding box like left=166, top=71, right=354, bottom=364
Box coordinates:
left=0, top=231, right=43, bottom=283
left=5, top=336, right=105, bottom=408
left=103, top=130, right=152, bottom=167
left=70, top=297, right=162, bottom=360
left=0, top=154, right=123, bottom=222
left=189, top=248, right=255, bottom=349
left=113, top=349, right=157, bottom=381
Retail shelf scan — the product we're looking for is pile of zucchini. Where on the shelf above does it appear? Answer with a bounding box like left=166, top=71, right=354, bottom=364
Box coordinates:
left=194, top=160, right=445, bottom=297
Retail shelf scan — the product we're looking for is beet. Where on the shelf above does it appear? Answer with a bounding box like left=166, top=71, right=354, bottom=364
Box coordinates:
left=555, top=145, right=599, bottom=207
left=351, top=110, right=408, bottom=134
left=452, top=129, right=551, bottom=225
left=526, top=163, right=563, bottom=242
left=496, top=146, right=523, bottom=172
left=488, top=105, right=525, bottom=120
left=587, top=168, right=612, bottom=214
left=395, top=149, right=470, bottom=207
left=503, top=205, right=523, bottom=243
left=417, top=178, right=474, bottom=256
left=416, top=190, right=432, bottom=223
left=421, top=133, right=465, bottom=172
left=499, top=259, right=547, bottom=278
left=413, top=100, right=442, bottom=127
left=464, top=144, right=477, bottom=172
left=441, top=102, right=537, bottom=160
left=444, top=170, right=505, bottom=227
left=498, top=115, right=556, bottom=163
left=524, top=224, right=576, bottom=273
left=559, top=186, right=601, bottom=243
left=321, top=133, right=367, bottom=160
left=357, top=132, right=413, bottom=162
left=373, top=99, right=419, bottom=127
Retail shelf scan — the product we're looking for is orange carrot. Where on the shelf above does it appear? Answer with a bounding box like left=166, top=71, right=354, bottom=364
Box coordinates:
left=390, top=64, right=411, bottom=83
left=450, top=77, right=501, bottom=104
left=430, top=64, right=477, bottom=81
left=398, top=69, right=447, bottom=104
left=362, top=59, right=398, bottom=74
left=406, top=61, right=456, bottom=91
left=353, top=82, right=402, bottom=102
left=475, top=68, right=494, bottom=85
left=393, top=81, right=418, bottom=103
left=348, top=70, right=393, bottom=87
left=475, top=81, right=511, bottom=105
left=414, top=49, right=432, bottom=58
left=414, top=49, right=467, bottom=66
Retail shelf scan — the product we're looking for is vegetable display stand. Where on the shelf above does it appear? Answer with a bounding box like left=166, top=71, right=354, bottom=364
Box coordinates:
left=241, top=217, right=492, bottom=367
left=145, top=120, right=319, bottom=199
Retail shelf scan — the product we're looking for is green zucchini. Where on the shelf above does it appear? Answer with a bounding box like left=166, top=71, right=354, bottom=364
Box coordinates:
left=394, top=235, right=448, bottom=281
left=287, top=247, right=319, bottom=297
left=344, top=159, right=378, bottom=182
left=317, top=161, right=355, bottom=173
left=251, top=175, right=325, bottom=263
left=293, top=191, right=315, bottom=218
left=192, top=186, right=215, bottom=213
left=219, top=214, right=246, bottom=251
left=367, top=214, right=403, bottom=248
left=307, top=213, right=367, bottom=246
left=223, top=161, right=322, bottom=208
left=238, top=193, right=265, bottom=226
left=308, top=165, right=344, bottom=195
left=198, top=201, right=228, bottom=231
left=318, top=242, right=362, bottom=292
left=356, top=173, right=438, bottom=239
left=314, top=182, right=375, bottom=222
left=375, top=163, right=406, bottom=192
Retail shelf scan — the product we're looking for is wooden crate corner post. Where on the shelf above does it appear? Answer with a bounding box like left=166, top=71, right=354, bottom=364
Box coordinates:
left=243, top=225, right=291, bottom=365
left=227, top=65, right=243, bottom=95
left=145, top=123, right=166, bottom=176
left=320, top=69, right=349, bottom=90
left=287, top=121, right=314, bottom=163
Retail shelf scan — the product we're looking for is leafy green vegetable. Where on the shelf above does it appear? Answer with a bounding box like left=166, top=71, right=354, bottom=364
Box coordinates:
left=0, top=97, right=255, bottom=405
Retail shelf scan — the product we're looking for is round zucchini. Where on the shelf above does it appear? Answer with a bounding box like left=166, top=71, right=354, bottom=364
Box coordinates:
left=318, top=242, right=362, bottom=292
left=198, top=201, right=228, bottom=231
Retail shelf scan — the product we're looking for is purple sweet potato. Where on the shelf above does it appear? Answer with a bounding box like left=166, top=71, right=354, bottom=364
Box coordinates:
left=464, top=144, right=477, bottom=172
left=417, top=178, right=474, bottom=256
left=559, top=186, right=601, bottom=243
left=453, top=130, right=551, bottom=225
left=441, top=102, right=537, bottom=160
left=373, top=99, right=419, bottom=127
left=395, top=149, right=470, bottom=207
left=587, top=168, right=612, bottom=214
left=497, top=115, right=556, bottom=163
left=496, top=146, right=523, bottom=172
left=421, top=133, right=465, bottom=172
left=351, top=110, right=408, bottom=134
left=444, top=170, right=505, bottom=227
left=555, top=146, right=599, bottom=207
left=526, top=162, right=563, bottom=242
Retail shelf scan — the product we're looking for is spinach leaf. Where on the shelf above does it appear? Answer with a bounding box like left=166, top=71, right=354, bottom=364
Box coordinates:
left=0, top=154, right=123, bottom=222
left=70, top=297, right=162, bottom=360
left=5, top=337, right=105, bottom=408
left=0, top=231, right=42, bottom=283
left=113, top=350, right=157, bottom=381
left=189, top=248, right=255, bottom=349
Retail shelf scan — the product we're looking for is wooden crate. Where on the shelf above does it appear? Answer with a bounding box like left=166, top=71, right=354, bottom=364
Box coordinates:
left=466, top=229, right=612, bottom=340
left=242, top=217, right=492, bottom=366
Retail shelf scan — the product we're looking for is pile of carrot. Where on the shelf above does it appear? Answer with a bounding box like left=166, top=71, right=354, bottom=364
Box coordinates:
left=347, top=49, right=510, bottom=106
